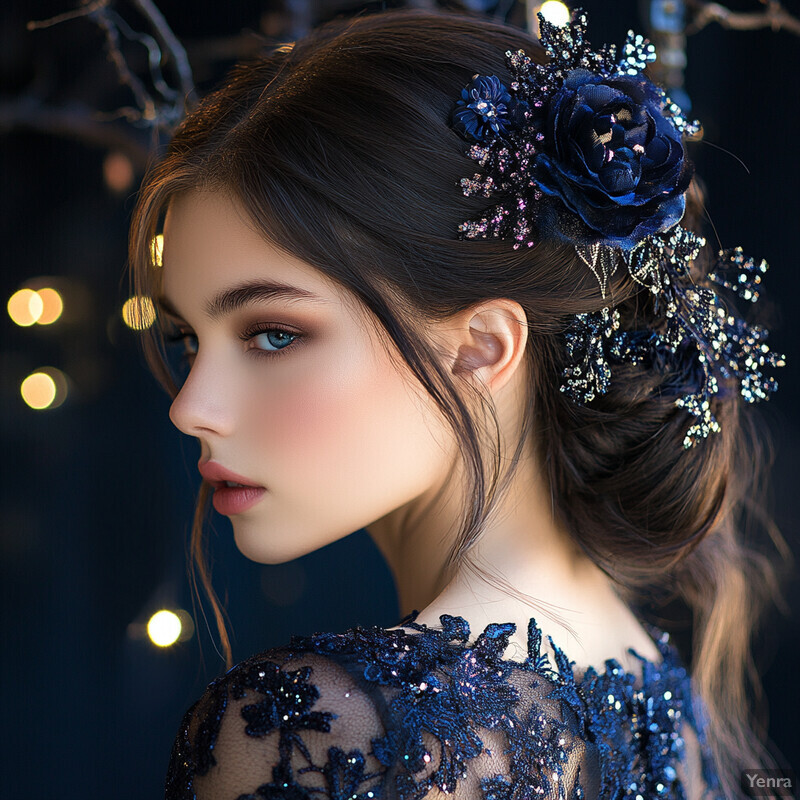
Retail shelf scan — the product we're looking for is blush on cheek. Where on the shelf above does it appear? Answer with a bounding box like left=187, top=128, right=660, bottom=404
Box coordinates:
left=247, top=337, right=448, bottom=515
left=252, top=345, right=400, bottom=472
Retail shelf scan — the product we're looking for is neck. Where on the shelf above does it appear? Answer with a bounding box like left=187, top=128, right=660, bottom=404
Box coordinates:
left=365, top=438, right=624, bottom=644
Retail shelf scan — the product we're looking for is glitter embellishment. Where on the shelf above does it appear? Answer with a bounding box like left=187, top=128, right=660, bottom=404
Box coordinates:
left=448, top=8, right=783, bottom=446
left=164, top=610, right=726, bottom=800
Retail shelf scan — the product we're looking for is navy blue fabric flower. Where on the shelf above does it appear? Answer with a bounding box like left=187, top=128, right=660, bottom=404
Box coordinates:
left=532, top=68, right=693, bottom=250
left=451, top=75, right=528, bottom=143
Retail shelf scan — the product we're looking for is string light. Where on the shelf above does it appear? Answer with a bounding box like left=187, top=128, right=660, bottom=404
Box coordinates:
left=128, top=608, right=194, bottom=645
left=21, top=372, right=55, bottom=409
left=8, top=286, right=66, bottom=326
left=122, top=295, right=156, bottom=330
left=103, top=151, right=135, bottom=194
left=20, top=367, right=69, bottom=410
left=150, top=234, right=164, bottom=268
left=8, top=288, right=44, bottom=326
left=34, top=287, right=63, bottom=325
left=147, top=610, right=183, bottom=647
left=539, top=1, right=571, bottom=27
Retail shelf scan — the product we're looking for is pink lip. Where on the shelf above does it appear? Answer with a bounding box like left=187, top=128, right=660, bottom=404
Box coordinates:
left=198, top=460, right=266, bottom=516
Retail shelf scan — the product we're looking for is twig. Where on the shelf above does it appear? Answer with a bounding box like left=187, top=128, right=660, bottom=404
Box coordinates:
left=90, top=2, right=156, bottom=120
left=131, top=0, right=195, bottom=108
left=0, top=97, right=152, bottom=169
left=26, top=0, right=107, bottom=31
left=26, top=0, right=195, bottom=134
left=686, top=0, right=800, bottom=37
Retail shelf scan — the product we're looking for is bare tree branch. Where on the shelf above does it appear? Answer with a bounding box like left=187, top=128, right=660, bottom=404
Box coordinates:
left=90, top=2, right=157, bottom=121
left=9, top=0, right=199, bottom=172
left=0, top=98, right=153, bottom=169
left=14, top=0, right=800, bottom=175
left=26, top=1, right=107, bottom=31
left=26, top=0, right=194, bottom=134
left=131, top=0, right=195, bottom=110
left=686, top=0, right=800, bottom=37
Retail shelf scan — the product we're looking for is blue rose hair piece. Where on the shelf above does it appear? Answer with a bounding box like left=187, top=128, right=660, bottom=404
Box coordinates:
left=449, top=8, right=784, bottom=447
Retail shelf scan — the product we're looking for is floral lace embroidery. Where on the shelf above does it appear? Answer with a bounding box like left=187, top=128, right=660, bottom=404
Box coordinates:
left=165, top=610, right=723, bottom=800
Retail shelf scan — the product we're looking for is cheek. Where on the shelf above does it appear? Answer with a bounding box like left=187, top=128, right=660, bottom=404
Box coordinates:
left=244, top=340, right=451, bottom=502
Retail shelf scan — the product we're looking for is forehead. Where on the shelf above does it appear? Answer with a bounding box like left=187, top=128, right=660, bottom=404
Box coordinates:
left=160, top=189, right=350, bottom=317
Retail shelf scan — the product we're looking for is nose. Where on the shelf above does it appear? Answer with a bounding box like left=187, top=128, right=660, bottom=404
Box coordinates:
left=168, top=356, right=236, bottom=438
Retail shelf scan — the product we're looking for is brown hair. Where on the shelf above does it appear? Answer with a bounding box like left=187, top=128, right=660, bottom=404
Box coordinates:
left=127, top=9, right=790, bottom=798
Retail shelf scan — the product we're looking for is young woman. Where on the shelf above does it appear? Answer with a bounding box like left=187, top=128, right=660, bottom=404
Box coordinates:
left=128, top=8, right=788, bottom=800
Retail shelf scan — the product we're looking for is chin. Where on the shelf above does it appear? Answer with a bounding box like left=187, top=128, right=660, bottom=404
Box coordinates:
left=232, top=525, right=301, bottom=564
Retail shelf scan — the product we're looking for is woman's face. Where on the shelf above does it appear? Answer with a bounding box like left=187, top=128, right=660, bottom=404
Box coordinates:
left=160, top=189, right=456, bottom=563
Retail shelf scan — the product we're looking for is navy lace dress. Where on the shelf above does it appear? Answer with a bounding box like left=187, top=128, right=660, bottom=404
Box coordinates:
left=165, top=609, right=723, bottom=800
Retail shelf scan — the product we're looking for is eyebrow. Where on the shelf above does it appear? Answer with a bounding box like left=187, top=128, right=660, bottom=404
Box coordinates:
left=156, top=280, right=326, bottom=322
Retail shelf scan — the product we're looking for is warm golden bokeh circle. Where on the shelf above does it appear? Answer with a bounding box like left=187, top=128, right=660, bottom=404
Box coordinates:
left=122, top=295, right=157, bottom=330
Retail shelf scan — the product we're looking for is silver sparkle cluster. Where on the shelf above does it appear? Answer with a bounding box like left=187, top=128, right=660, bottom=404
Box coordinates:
left=662, top=96, right=702, bottom=138
left=559, top=228, right=785, bottom=447
left=708, top=246, right=768, bottom=303
left=620, top=30, right=657, bottom=73
left=561, top=308, right=620, bottom=403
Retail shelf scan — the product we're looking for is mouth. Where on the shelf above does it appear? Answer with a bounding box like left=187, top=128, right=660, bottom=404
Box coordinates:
left=210, top=481, right=267, bottom=515
left=198, top=459, right=265, bottom=490
left=211, top=479, right=263, bottom=490
left=197, top=460, right=267, bottom=516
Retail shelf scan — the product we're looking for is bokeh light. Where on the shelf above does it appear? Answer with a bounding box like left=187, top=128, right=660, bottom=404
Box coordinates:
left=150, top=234, right=164, bottom=268
left=20, top=367, right=69, bottom=410
left=127, top=608, right=193, bottom=644
left=147, top=610, right=182, bottom=647
left=21, top=372, right=55, bottom=409
left=8, top=288, right=44, bottom=326
left=35, top=287, right=64, bottom=325
left=122, top=295, right=156, bottom=330
left=103, top=151, right=135, bottom=194
left=175, top=609, right=195, bottom=642
left=539, top=1, right=570, bottom=26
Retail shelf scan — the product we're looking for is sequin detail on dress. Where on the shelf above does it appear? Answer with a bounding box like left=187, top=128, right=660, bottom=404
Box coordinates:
left=165, top=610, right=723, bottom=800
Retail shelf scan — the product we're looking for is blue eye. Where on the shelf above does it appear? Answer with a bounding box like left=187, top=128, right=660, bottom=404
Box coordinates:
left=249, top=328, right=298, bottom=353
left=241, top=324, right=301, bottom=358
left=164, top=325, right=303, bottom=365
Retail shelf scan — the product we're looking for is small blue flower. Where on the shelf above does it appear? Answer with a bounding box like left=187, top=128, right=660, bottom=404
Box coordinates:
left=451, top=75, right=528, bottom=143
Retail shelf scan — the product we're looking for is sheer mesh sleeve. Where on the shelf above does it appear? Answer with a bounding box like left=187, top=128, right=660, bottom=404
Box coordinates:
left=164, top=648, right=603, bottom=800
left=165, top=649, right=391, bottom=800
left=164, top=613, right=723, bottom=800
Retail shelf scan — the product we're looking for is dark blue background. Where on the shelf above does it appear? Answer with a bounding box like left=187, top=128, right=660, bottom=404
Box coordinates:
left=1, top=1, right=797, bottom=796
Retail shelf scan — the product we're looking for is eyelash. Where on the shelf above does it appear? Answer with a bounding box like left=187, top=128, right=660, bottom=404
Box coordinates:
left=241, top=323, right=304, bottom=358
left=164, top=323, right=302, bottom=364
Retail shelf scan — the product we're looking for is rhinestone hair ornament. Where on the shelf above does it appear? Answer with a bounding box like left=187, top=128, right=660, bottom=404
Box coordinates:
left=449, top=8, right=784, bottom=448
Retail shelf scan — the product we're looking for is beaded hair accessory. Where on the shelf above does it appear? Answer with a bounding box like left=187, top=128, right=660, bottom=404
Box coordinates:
left=449, top=9, right=784, bottom=447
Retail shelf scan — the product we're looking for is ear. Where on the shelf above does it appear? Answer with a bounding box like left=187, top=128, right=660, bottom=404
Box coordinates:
left=437, top=299, right=529, bottom=395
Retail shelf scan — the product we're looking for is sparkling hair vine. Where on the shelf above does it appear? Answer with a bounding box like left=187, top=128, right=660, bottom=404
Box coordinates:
left=448, top=8, right=784, bottom=448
